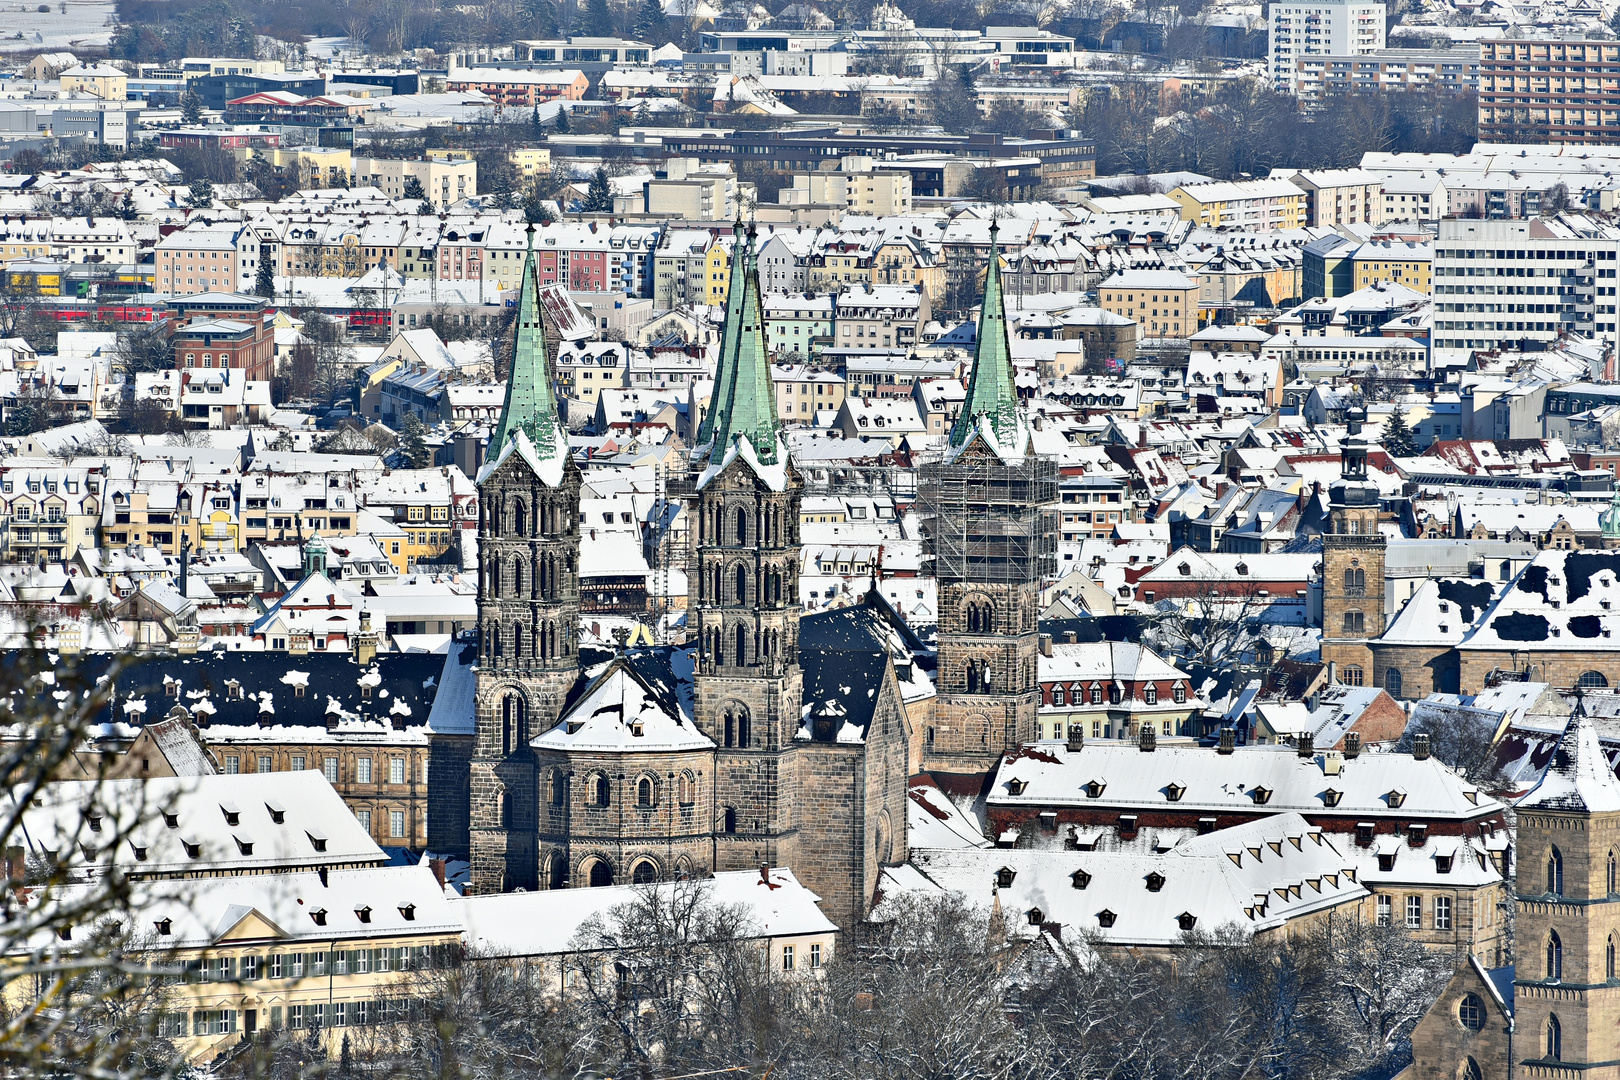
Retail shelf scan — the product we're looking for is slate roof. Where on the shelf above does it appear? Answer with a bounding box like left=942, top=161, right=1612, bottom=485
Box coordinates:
left=1518, top=714, right=1620, bottom=813
left=35, top=651, right=446, bottom=733
left=1460, top=550, right=1620, bottom=652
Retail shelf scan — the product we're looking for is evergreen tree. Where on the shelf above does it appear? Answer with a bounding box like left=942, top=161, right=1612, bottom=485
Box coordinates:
left=632, top=0, right=668, bottom=44
left=119, top=190, right=137, bottom=221
left=1383, top=408, right=1419, bottom=457
left=180, top=88, right=202, bottom=124
left=254, top=254, right=275, bottom=299
left=532, top=103, right=542, bottom=135
left=187, top=176, right=213, bottom=208
left=399, top=411, right=432, bottom=468
left=583, top=165, right=614, bottom=213
left=555, top=105, right=571, bottom=133
left=582, top=0, right=614, bottom=35
left=402, top=175, right=427, bottom=202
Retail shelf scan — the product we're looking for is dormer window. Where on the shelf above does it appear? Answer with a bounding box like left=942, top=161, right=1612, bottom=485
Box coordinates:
left=1007, top=778, right=1027, bottom=796
left=1251, top=786, right=1272, bottom=805
left=1387, top=789, right=1407, bottom=809
left=1377, top=852, right=1396, bottom=872
left=1166, top=783, right=1185, bottom=802
left=1437, top=854, right=1453, bottom=874
left=1177, top=912, right=1197, bottom=931
left=355, top=905, right=372, bottom=924
left=1409, top=824, right=1427, bottom=845
left=266, top=803, right=285, bottom=824
left=220, top=805, right=239, bottom=827
left=399, top=903, right=417, bottom=921
left=1322, top=789, right=1342, bottom=807
left=183, top=840, right=200, bottom=858
left=1071, top=869, right=1091, bottom=890
left=154, top=918, right=171, bottom=936
left=995, top=866, right=1016, bottom=888
left=1097, top=909, right=1117, bottom=927
left=311, top=909, right=328, bottom=927
left=163, top=811, right=178, bottom=829
left=1085, top=780, right=1106, bottom=799
left=234, top=837, right=254, bottom=856
left=131, top=844, right=146, bottom=861
left=86, top=813, right=101, bottom=833
left=308, top=832, right=328, bottom=853
left=1026, top=908, right=1044, bottom=926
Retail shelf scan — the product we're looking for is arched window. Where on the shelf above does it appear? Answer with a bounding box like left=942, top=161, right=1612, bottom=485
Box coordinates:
left=737, top=710, right=751, bottom=748
left=499, top=790, right=512, bottom=827
left=512, top=558, right=526, bottom=595
left=1549, top=846, right=1565, bottom=896
left=1609, top=935, right=1616, bottom=980
left=632, top=860, right=658, bottom=885
left=637, top=777, right=654, bottom=808
left=512, top=623, right=524, bottom=658
left=723, top=806, right=737, bottom=833
left=724, top=711, right=735, bottom=748
left=1547, top=1015, right=1562, bottom=1060
left=1457, top=993, right=1485, bottom=1031
left=1385, top=669, right=1402, bottom=698
left=548, top=856, right=566, bottom=890
left=593, top=775, right=611, bottom=808
left=735, top=563, right=747, bottom=603
left=735, top=506, right=748, bottom=545
left=1610, top=849, right=1617, bottom=895
left=1343, top=610, right=1365, bottom=633
left=1462, top=1059, right=1481, bottom=1080
left=678, top=772, right=695, bottom=805
left=1548, top=931, right=1563, bottom=981
left=735, top=623, right=747, bottom=665
left=588, top=859, right=613, bottom=888
left=966, top=662, right=980, bottom=694
left=502, top=694, right=526, bottom=751
left=512, top=499, right=527, bottom=538
left=1344, top=566, right=1366, bottom=591
left=1581, top=670, right=1610, bottom=689
left=550, top=771, right=565, bottom=806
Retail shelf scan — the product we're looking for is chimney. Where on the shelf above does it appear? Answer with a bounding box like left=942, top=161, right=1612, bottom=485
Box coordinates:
left=1297, top=732, right=1314, bottom=758
left=1217, top=728, right=1236, bottom=754
left=429, top=858, right=447, bottom=888
left=1067, top=725, right=1084, bottom=752
left=1063, top=631, right=1078, bottom=644
left=1327, top=660, right=1337, bottom=685
left=1039, top=633, right=1052, bottom=657
left=1413, top=732, right=1430, bottom=760
left=1344, top=732, right=1362, bottom=758
left=1139, top=726, right=1156, bottom=752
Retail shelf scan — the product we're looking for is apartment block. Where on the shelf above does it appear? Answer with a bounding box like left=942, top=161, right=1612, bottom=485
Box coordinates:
left=1431, top=217, right=1620, bottom=354
left=1098, top=270, right=1199, bottom=339
left=351, top=157, right=477, bottom=210
left=1293, top=47, right=1478, bottom=100
left=1167, top=178, right=1307, bottom=229
left=1478, top=39, right=1620, bottom=144
left=1269, top=0, right=1386, bottom=91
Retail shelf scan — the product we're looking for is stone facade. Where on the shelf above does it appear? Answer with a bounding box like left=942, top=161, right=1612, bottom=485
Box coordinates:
left=1458, top=651, right=1620, bottom=697
left=1368, top=642, right=1460, bottom=699
left=1409, top=959, right=1514, bottom=1080
left=1319, top=433, right=1386, bottom=690
left=468, top=447, right=583, bottom=894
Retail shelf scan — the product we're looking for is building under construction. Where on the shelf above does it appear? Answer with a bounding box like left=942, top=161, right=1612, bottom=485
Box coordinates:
left=918, top=451, right=1059, bottom=591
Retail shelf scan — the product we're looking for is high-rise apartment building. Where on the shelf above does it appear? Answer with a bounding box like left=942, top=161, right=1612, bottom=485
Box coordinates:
left=1479, top=39, right=1620, bottom=144
left=1268, top=0, right=1386, bottom=91
left=1431, top=217, right=1620, bottom=354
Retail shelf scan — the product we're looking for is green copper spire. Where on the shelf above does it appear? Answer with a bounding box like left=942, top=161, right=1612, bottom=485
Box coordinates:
left=948, top=219, right=1022, bottom=451
left=489, top=223, right=565, bottom=463
left=706, top=224, right=781, bottom=467
left=696, top=224, right=750, bottom=452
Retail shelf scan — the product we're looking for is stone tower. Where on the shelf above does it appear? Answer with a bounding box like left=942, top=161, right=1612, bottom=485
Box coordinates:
left=1513, top=709, right=1620, bottom=1074
left=1319, top=409, right=1386, bottom=690
left=690, top=224, right=805, bottom=874
left=921, top=221, right=1056, bottom=775
left=468, top=224, right=582, bottom=895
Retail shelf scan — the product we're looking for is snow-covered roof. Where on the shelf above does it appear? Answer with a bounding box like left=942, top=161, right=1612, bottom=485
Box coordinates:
left=1519, top=715, right=1620, bottom=813
left=457, top=867, right=837, bottom=956
left=533, top=656, right=712, bottom=753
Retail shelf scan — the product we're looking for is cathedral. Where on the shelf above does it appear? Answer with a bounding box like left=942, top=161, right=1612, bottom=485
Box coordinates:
left=428, top=219, right=1048, bottom=925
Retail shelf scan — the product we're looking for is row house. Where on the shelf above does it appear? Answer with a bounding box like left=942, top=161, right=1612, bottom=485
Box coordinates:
left=832, top=283, right=931, bottom=352
left=1033, top=638, right=1202, bottom=741
left=357, top=466, right=478, bottom=570
left=0, top=463, right=104, bottom=564
left=155, top=223, right=257, bottom=297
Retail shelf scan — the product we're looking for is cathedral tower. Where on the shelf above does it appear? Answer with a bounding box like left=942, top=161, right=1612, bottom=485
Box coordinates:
left=920, top=221, right=1056, bottom=774
left=690, top=224, right=805, bottom=873
left=468, top=224, right=582, bottom=895
left=1513, top=709, right=1620, bottom=1076
left=1319, top=409, right=1386, bottom=690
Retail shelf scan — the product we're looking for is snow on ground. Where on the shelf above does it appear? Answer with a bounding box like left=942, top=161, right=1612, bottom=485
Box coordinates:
left=0, top=0, right=113, bottom=51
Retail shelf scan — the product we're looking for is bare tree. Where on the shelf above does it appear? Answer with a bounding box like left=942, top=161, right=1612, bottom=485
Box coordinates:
left=1146, top=574, right=1270, bottom=671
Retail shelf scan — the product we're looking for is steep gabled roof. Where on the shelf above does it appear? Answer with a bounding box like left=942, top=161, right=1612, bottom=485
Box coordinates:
left=486, top=223, right=568, bottom=483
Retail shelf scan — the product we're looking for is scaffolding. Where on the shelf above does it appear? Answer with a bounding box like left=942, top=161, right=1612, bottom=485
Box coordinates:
left=919, top=452, right=1059, bottom=586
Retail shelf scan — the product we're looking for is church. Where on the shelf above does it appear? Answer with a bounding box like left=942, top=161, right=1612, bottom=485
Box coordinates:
left=426, top=220, right=1048, bottom=926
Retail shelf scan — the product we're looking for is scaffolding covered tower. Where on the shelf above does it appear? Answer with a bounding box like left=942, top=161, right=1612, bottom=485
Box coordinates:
left=919, top=452, right=1059, bottom=588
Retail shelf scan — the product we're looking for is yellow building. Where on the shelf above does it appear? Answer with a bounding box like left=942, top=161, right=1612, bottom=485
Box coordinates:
left=252, top=146, right=352, bottom=187
left=58, top=63, right=127, bottom=101
left=1097, top=269, right=1200, bottom=338
left=1166, top=178, right=1306, bottom=230
left=509, top=146, right=552, bottom=180
left=1351, top=240, right=1433, bottom=294
left=705, top=240, right=732, bottom=306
